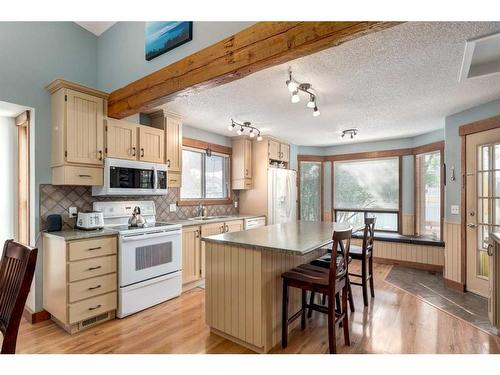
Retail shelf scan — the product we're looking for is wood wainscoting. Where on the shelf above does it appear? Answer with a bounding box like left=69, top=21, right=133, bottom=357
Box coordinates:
left=402, top=214, right=415, bottom=235
left=352, top=238, right=444, bottom=272
left=443, top=221, right=464, bottom=290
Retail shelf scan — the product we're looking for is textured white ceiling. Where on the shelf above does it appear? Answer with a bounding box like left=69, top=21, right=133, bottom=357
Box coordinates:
left=160, top=22, right=500, bottom=146
left=75, top=22, right=116, bottom=36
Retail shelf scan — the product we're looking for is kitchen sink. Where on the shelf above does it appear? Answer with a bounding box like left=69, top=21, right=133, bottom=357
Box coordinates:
left=187, top=216, right=230, bottom=221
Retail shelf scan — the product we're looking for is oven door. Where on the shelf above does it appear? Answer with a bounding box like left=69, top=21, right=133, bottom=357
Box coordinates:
left=119, top=230, right=181, bottom=287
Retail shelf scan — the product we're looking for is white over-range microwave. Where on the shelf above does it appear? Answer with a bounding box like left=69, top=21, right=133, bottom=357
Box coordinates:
left=92, top=158, right=168, bottom=196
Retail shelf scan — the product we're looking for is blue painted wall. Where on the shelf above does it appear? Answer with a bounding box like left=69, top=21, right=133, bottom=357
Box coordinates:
left=0, top=22, right=98, bottom=311
left=445, top=98, right=500, bottom=223
left=97, top=21, right=255, bottom=92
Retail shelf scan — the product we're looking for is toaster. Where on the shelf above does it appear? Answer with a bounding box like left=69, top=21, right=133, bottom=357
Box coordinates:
left=76, top=211, right=104, bottom=230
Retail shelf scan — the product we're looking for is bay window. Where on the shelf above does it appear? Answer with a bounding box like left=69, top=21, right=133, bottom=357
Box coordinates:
left=415, top=150, right=442, bottom=239
left=334, top=157, right=400, bottom=232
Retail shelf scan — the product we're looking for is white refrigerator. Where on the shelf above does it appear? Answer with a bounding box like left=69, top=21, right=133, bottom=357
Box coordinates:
left=267, top=168, right=297, bottom=225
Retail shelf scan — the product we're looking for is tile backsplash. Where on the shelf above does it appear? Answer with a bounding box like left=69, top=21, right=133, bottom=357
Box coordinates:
left=39, top=184, right=238, bottom=231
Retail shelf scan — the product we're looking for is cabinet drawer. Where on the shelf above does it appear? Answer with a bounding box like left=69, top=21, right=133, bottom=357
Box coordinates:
left=68, top=237, right=117, bottom=261
left=68, top=292, right=117, bottom=324
left=52, top=165, right=103, bottom=186
left=168, top=172, right=181, bottom=188
left=68, top=273, right=117, bottom=303
left=68, top=255, right=117, bottom=282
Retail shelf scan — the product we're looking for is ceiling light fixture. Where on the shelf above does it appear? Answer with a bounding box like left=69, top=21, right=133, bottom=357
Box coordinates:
left=286, top=68, right=320, bottom=117
left=291, top=90, right=301, bottom=104
left=307, top=94, right=316, bottom=108
left=229, top=119, right=263, bottom=141
left=341, top=128, right=358, bottom=140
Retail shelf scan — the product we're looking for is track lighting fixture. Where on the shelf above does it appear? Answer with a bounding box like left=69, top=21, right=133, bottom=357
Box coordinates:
left=307, top=94, right=316, bottom=108
left=286, top=68, right=320, bottom=117
left=228, top=119, right=263, bottom=141
left=341, top=128, right=358, bottom=140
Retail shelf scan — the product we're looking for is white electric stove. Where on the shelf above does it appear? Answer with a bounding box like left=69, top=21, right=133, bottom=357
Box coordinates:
left=93, top=201, right=182, bottom=318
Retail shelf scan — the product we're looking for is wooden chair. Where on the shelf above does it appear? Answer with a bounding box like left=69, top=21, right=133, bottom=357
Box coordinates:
left=0, top=239, right=38, bottom=354
left=281, top=228, right=352, bottom=354
left=346, top=217, right=376, bottom=306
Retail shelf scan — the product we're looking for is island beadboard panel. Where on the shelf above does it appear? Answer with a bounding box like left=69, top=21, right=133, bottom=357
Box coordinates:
left=352, top=238, right=444, bottom=271
left=39, top=184, right=238, bottom=231
left=205, top=243, right=325, bottom=353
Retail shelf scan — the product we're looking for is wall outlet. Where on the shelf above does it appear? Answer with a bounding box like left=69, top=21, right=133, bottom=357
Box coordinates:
left=451, top=205, right=460, bottom=215
left=68, top=207, right=78, bottom=218
left=169, top=203, right=177, bottom=213
left=234, top=201, right=238, bottom=208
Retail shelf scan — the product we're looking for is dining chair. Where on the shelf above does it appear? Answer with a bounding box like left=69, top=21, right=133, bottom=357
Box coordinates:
left=281, top=228, right=352, bottom=354
left=0, top=239, right=38, bottom=354
left=343, top=217, right=375, bottom=306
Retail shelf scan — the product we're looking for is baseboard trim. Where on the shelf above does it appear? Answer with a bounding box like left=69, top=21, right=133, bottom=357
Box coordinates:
left=373, top=257, right=443, bottom=273
left=23, top=307, right=51, bottom=324
left=443, top=277, right=466, bottom=292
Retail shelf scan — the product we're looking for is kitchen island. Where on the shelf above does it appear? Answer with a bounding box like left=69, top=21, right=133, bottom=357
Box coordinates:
left=202, top=221, right=355, bottom=353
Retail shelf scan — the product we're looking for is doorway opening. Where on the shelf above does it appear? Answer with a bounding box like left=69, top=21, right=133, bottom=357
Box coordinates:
left=0, top=101, right=33, bottom=247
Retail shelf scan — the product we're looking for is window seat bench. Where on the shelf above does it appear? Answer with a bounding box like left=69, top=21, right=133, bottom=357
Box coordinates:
left=348, top=231, right=444, bottom=272
left=352, top=231, right=444, bottom=248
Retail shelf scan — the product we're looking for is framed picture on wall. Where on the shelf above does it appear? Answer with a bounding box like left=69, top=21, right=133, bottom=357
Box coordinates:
left=145, top=21, right=193, bottom=61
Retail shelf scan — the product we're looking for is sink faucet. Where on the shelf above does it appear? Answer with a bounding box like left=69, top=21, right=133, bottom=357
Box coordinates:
left=198, top=204, right=207, bottom=217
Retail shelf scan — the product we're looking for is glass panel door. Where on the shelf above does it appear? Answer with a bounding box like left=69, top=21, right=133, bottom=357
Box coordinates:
left=475, top=143, right=500, bottom=278
left=466, top=127, right=500, bottom=297
left=299, top=161, right=322, bottom=221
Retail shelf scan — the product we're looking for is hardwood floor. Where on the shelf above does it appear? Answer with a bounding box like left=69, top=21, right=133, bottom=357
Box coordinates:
left=7, top=263, right=500, bottom=354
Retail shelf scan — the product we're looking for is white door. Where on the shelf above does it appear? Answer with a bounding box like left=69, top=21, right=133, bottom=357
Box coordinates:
left=466, top=128, right=500, bottom=297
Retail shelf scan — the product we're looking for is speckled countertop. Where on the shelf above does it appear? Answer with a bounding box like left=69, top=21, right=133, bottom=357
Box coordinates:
left=42, top=228, right=118, bottom=241
left=41, top=214, right=265, bottom=241
left=202, top=221, right=360, bottom=255
left=166, top=214, right=265, bottom=227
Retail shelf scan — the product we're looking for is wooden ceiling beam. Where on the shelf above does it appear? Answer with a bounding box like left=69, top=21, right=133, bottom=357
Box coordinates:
left=108, top=21, right=401, bottom=119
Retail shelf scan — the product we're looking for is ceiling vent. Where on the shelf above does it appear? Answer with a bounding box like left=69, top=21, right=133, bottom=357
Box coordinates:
left=459, top=32, right=500, bottom=81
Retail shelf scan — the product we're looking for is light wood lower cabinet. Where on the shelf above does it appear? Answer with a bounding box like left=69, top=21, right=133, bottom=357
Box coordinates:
left=182, top=219, right=246, bottom=290
left=43, top=234, right=118, bottom=334
left=182, top=226, right=201, bottom=285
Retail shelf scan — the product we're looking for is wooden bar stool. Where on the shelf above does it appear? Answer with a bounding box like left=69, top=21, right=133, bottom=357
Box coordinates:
left=0, top=239, right=38, bottom=354
left=281, top=228, right=352, bottom=354
left=347, top=217, right=375, bottom=306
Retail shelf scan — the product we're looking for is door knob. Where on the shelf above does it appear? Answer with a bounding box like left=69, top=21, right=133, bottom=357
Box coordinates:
left=467, top=223, right=477, bottom=228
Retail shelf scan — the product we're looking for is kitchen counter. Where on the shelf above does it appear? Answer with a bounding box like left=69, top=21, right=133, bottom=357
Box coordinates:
left=202, top=221, right=355, bottom=254
left=203, top=220, right=360, bottom=353
left=42, top=228, right=118, bottom=241
left=167, top=214, right=265, bottom=227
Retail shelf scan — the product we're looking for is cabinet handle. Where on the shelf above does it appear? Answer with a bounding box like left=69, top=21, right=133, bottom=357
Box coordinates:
left=245, top=169, right=248, bottom=176
left=167, top=159, right=171, bottom=168
left=195, top=230, right=200, bottom=238
left=132, top=147, right=136, bottom=156
left=98, top=150, right=103, bottom=161
left=140, top=148, right=145, bottom=157
left=225, top=224, right=229, bottom=232
left=220, top=225, right=225, bottom=233
left=78, top=174, right=91, bottom=178
left=88, top=304, right=102, bottom=311
left=88, top=266, right=102, bottom=271
left=88, top=284, right=102, bottom=291
left=87, top=246, right=102, bottom=251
